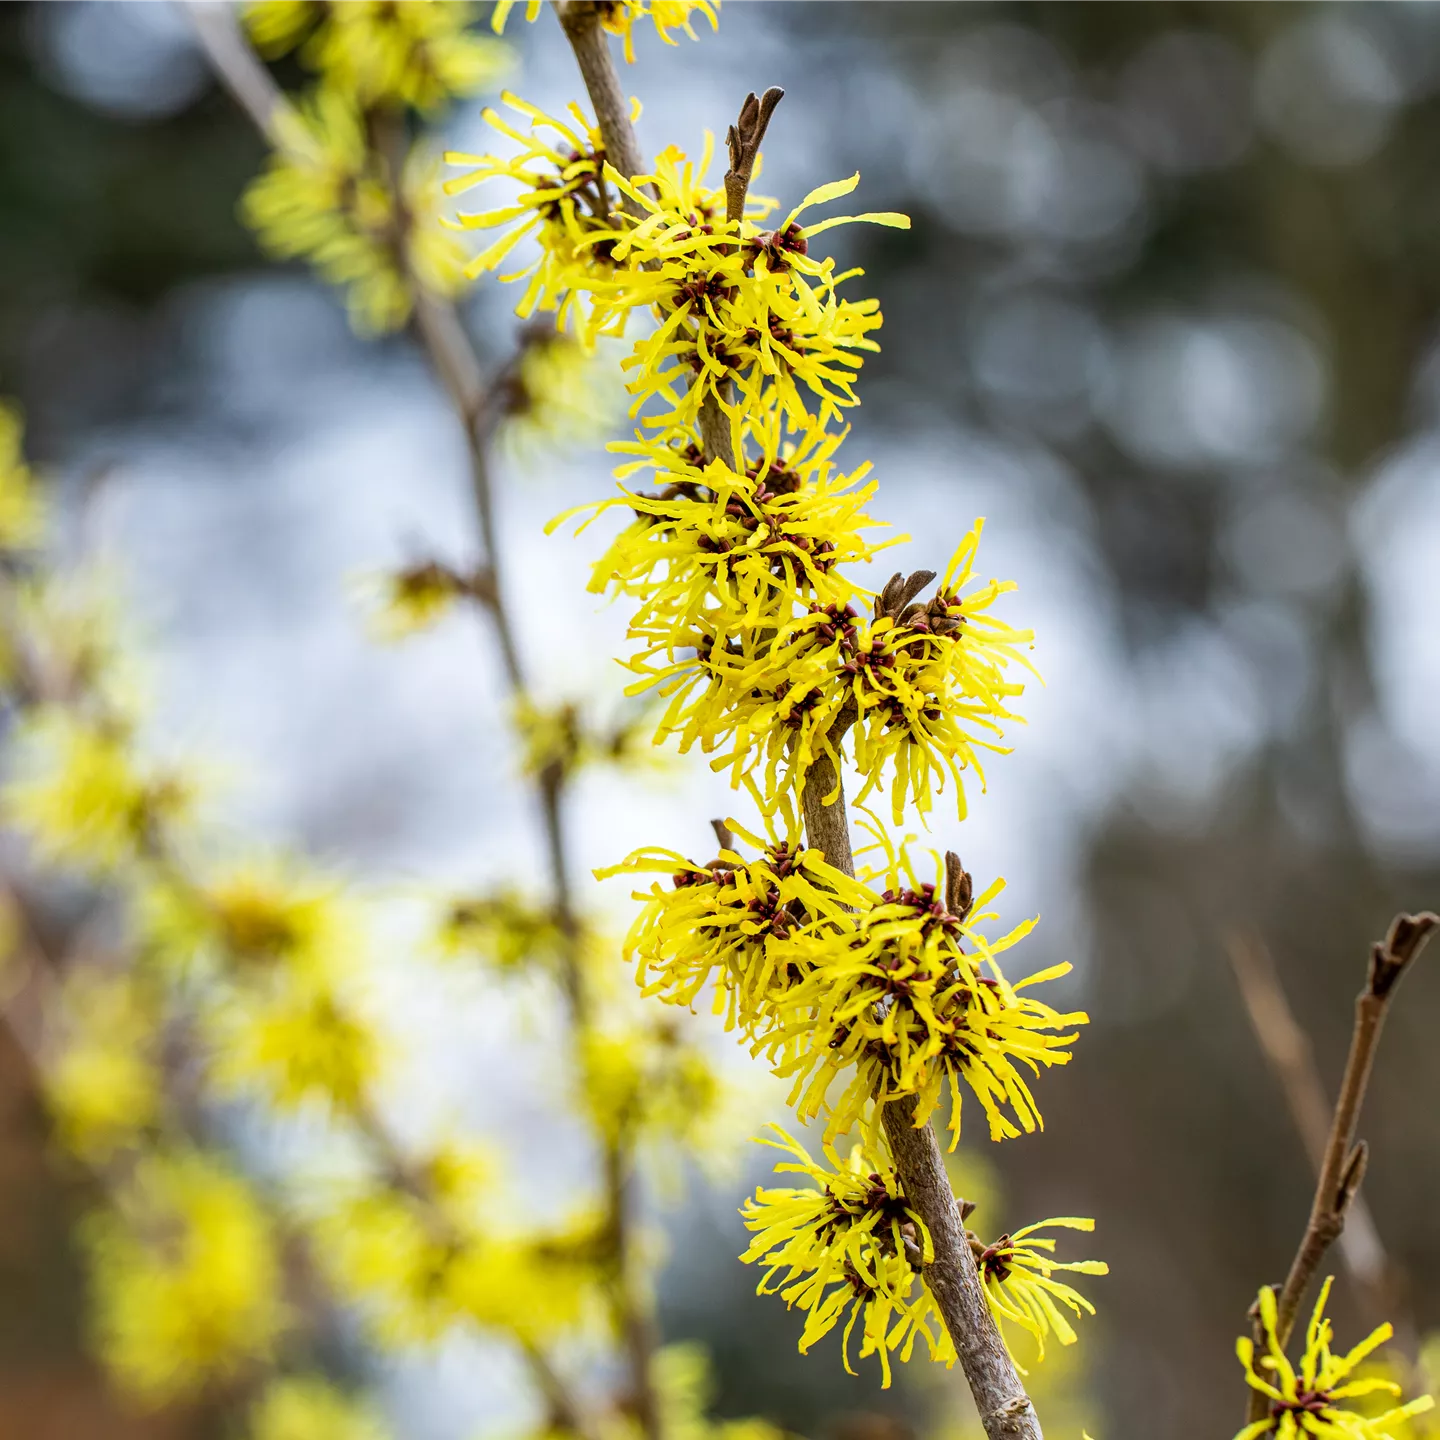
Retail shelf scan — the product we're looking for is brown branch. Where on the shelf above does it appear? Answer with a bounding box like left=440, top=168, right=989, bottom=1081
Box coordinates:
left=1243, top=912, right=1437, bottom=1427
left=553, top=2, right=645, bottom=207
left=798, top=744, right=1041, bottom=1438
left=1225, top=932, right=1393, bottom=1314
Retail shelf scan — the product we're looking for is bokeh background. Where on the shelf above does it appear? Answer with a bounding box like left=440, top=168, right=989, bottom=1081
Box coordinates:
left=3, top=3, right=1440, bottom=1438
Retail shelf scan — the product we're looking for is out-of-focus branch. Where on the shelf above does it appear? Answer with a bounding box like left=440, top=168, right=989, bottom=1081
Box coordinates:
left=184, top=1, right=293, bottom=141
left=1243, top=912, right=1437, bottom=1428
left=175, top=8, right=653, bottom=1428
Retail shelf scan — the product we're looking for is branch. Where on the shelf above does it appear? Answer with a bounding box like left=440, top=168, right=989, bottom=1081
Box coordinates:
left=184, top=1, right=292, bottom=141
left=1243, top=912, right=1437, bottom=1427
left=798, top=741, right=1042, bottom=1438
left=191, top=12, right=642, bottom=1435
left=553, top=2, right=645, bottom=206
left=1225, top=932, right=1392, bottom=1311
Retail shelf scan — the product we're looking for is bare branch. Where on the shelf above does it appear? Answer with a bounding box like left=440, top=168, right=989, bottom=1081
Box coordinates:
left=1243, top=912, right=1437, bottom=1427
left=1225, top=931, right=1389, bottom=1300
left=183, top=1, right=292, bottom=142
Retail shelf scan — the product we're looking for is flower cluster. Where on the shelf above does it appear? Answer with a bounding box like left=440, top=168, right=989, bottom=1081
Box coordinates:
left=245, top=0, right=510, bottom=112
left=243, top=87, right=469, bottom=333
left=740, top=1131, right=1106, bottom=1388
left=609, top=821, right=1083, bottom=1152
left=739, top=1129, right=949, bottom=1387
left=1237, top=1280, right=1436, bottom=1439
left=445, top=32, right=1103, bottom=1389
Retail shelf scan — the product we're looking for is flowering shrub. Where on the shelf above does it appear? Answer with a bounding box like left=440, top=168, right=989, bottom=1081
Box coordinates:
left=1, top=6, right=1434, bottom=1440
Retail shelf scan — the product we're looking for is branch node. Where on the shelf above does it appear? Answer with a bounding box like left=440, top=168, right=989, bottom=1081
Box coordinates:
left=710, top=818, right=735, bottom=854
left=1337, top=1139, right=1369, bottom=1211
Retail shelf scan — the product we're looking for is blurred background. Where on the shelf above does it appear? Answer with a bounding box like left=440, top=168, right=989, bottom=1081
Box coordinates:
left=2, top=2, right=1440, bottom=1438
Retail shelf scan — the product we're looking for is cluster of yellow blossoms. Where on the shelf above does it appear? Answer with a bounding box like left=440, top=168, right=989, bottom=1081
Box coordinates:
left=0, top=383, right=737, bottom=1433
left=240, top=0, right=510, bottom=331
left=445, top=10, right=1107, bottom=1389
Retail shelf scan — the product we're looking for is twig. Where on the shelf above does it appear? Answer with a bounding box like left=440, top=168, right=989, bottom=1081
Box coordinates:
left=1243, top=912, right=1437, bottom=1428
left=553, top=3, right=645, bottom=203
left=724, top=87, right=784, bottom=224
left=1225, top=932, right=1392, bottom=1315
left=184, top=0, right=293, bottom=141
left=700, top=88, right=781, bottom=470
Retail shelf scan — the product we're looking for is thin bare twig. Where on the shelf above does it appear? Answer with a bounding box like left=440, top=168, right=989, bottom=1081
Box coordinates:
left=1243, top=912, right=1437, bottom=1428
left=699, top=88, right=781, bottom=470
left=185, top=1, right=292, bottom=141
left=1225, top=931, right=1392, bottom=1316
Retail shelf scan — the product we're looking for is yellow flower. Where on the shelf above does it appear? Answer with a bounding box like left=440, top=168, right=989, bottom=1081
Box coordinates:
left=45, top=969, right=162, bottom=1162
left=84, top=1150, right=287, bottom=1405
left=762, top=837, right=1084, bottom=1149
left=579, top=1018, right=721, bottom=1149
left=500, top=330, right=622, bottom=458
left=242, top=87, right=468, bottom=334
left=314, top=1186, right=598, bottom=1348
left=206, top=967, right=381, bottom=1115
left=628, top=522, right=1032, bottom=822
left=435, top=885, right=566, bottom=972
left=0, top=402, right=44, bottom=551
left=592, top=166, right=905, bottom=435
left=739, top=1127, right=952, bottom=1387
left=245, top=0, right=511, bottom=112
left=248, top=1375, right=392, bottom=1440
left=361, top=559, right=477, bottom=642
left=491, top=0, right=720, bottom=64
left=4, top=709, right=190, bottom=875
left=559, top=414, right=892, bottom=654
left=445, top=93, right=628, bottom=328
left=598, top=806, right=870, bottom=1035
left=1237, top=1279, right=1435, bottom=1438
left=142, top=859, right=359, bottom=980
left=975, top=1217, right=1107, bottom=1364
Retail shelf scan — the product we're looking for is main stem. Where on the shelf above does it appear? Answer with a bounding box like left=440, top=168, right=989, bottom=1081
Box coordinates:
left=549, top=13, right=1043, bottom=1430
left=802, top=756, right=1043, bottom=1439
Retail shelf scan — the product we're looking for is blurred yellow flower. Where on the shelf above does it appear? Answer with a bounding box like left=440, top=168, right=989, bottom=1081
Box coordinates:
left=4, top=709, right=190, bottom=875
left=249, top=1375, right=392, bottom=1440
left=45, top=969, right=162, bottom=1162
left=143, top=858, right=359, bottom=979
left=207, top=967, right=381, bottom=1115
left=0, top=403, right=44, bottom=552
left=243, top=86, right=468, bottom=334
left=245, top=0, right=511, bottom=111
left=84, top=1150, right=287, bottom=1405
